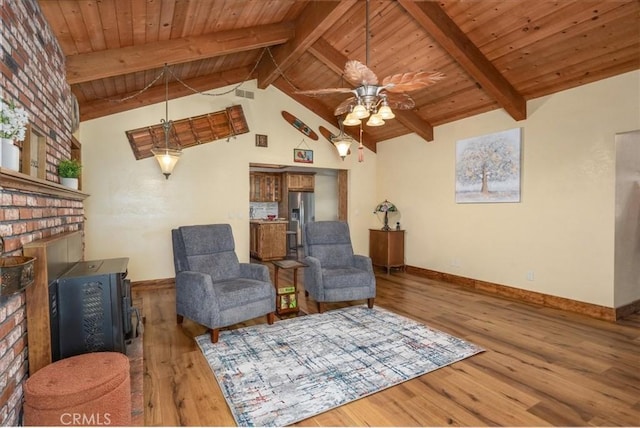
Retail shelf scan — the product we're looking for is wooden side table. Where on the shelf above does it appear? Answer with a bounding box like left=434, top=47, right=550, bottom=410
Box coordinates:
left=369, top=229, right=405, bottom=273
left=271, top=259, right=307, bottom=315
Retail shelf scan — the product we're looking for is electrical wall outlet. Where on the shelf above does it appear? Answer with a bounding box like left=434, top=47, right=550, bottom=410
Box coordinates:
left=526, top=271, right=535, bottom=281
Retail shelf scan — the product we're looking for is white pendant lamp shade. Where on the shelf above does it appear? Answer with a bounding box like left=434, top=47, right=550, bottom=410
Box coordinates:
left=151, top=147, right=181, bottom=179
left=333, top=138, right=352, bottom=160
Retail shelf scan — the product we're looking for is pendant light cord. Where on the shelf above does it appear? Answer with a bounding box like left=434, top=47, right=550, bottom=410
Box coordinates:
left=164, top=63, right=169, bottom=127
left=162, top=63, right=172, bottom=150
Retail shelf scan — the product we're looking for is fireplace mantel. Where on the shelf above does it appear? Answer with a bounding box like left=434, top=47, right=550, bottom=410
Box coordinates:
left=0, top=168, right=89, bottom=200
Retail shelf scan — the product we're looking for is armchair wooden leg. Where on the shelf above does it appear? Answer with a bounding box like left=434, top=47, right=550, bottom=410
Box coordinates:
left=317, top=302, right=326, bottom=313
left=210, top=328, right=219, bottom=343
left=267, top=312, right=275, bottom=325
left=176, top=314, right=184, bottom=324
left=367, top=298, right=375, bottom=309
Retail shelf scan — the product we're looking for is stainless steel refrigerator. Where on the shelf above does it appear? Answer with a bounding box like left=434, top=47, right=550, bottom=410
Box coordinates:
left=288, top=191, right=315, bottom=247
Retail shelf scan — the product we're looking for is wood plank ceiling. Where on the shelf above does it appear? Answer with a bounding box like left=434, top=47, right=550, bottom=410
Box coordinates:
left=38, top=0, right=640, bottom=151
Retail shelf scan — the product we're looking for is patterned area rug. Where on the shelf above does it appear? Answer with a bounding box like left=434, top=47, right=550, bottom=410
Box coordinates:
left=196, top=306, right=484, bottom=427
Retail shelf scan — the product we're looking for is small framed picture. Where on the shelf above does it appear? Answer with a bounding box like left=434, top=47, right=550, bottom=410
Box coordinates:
left=294, top=148, right=313, bottom=163
left=255, top=134, right=268, bottom=147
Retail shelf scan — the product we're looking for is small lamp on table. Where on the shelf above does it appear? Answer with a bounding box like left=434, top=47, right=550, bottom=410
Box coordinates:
left=374, top=200, right=400, bottom=231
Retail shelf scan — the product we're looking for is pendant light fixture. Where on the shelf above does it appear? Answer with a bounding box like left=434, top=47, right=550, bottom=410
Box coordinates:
left=151, top=64, right=181, bottom=179
left=331, top=118, right=356, bottom=160
left=334, top=138, right=353, bottom=160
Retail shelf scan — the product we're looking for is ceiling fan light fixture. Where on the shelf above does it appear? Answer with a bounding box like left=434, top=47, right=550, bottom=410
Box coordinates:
left=343, top=113, right=361, bottom=126
left=352, top=104, right=370, bottom=119
left=366, top=113, right=385, bottom=127
left=293, top=0, right=443, bottom=130
left=378, top=104, right=395, bottom=120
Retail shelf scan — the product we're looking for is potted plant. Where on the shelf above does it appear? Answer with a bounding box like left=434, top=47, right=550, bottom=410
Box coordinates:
left=57, top=158, right=82, bottom=189
left=0, top=99, right=29, bottom=171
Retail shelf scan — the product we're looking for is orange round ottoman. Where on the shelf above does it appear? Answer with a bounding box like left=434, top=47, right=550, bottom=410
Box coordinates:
left=24, top=352, right=131, bottom=426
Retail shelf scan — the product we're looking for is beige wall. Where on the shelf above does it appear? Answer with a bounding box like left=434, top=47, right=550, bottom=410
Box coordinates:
left=81, top=71, right=639, bottom=307
left=376, top=70, right=640, bottom=308
left=614, top=130, right=640, bottom=307
left=80, top=80, right=378, bottom=281
left=314, top=171, right=340, bottom=222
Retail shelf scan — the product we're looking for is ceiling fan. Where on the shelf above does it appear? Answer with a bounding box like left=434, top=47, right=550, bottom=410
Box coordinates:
left=296, top=1, right=444, bottom=127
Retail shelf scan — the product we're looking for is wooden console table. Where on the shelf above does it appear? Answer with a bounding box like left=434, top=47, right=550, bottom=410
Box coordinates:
left=369, top=229, right=405, bottom=274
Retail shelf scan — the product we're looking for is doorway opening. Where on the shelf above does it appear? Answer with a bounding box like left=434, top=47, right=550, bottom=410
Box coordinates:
left=249, top=163, right=348, bottom=261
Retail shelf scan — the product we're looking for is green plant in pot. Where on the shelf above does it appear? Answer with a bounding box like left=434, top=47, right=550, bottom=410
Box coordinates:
left=58, top=158, right=81, bottom=189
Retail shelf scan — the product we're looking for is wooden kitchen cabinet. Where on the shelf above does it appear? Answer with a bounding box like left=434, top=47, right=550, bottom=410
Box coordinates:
left=369, top=229, right=405, bottom=273
left=284, top=172, right=314, bottom=192
left=249, top=223, right=259, bottom=255
left=250, top=221, right=287, bottom=261
left=250, top=172, right=281, bottom=202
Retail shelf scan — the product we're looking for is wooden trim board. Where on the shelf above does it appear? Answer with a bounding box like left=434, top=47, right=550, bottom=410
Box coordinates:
left=133, top=269, right=638, bottom=322
left=405, top=265, right=638, bottom=322
left=131, top=277, right=174, bottom=291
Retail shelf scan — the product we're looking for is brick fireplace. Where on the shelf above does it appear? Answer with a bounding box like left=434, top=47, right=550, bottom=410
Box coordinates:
left=1, top=1, right=83, bottom=424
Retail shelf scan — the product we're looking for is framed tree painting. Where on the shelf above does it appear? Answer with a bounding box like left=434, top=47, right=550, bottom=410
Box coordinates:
left=455, top=128, right=522, bottom=203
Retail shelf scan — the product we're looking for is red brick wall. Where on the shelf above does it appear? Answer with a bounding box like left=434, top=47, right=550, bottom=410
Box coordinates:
left=0, top=191, right=84, bottom=254
left=1, top=1, right=83, bottom=424
left=1, top=0, right=74, bottom=179
left=0, top=293, right=28, bottom=425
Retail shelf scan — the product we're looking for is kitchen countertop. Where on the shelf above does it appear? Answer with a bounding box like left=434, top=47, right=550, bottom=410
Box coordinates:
left=250, top=219, right=288, bottom=224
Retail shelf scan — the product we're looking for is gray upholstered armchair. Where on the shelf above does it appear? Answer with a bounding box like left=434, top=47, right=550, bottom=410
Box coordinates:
left=171, top=224, right=276, bottom=343
left=303, top=221, right=376, bottom=313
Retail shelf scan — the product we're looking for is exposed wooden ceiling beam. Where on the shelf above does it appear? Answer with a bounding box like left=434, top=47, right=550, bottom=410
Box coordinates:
left=79, top=67, right=252, bottom=121
left=256, top=1, right=357, bottom=89
left=398, top=0, right=527, bottom=121
left=272, top=79, right=377, bottom=153
left=66, top=23, right=295, bottom=84
left=308, top=38, right=436, bottom=142
left=395, top=110, right=434, bottom=142
left=304, top=38, right=345, bottom=76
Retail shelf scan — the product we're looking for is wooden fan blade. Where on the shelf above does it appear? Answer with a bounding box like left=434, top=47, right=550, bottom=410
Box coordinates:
left=344, top=60, right=379, bottom=86
left=382, top=71, right=445, bottom=92
left=334, top=96, right=357, bottom=116
left=295, top=87, right=354, bottom=96
left=385, top=92, right=416, bottom=110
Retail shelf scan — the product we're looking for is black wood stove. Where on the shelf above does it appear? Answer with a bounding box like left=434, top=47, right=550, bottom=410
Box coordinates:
left=49, top=257, right=141, bottom=361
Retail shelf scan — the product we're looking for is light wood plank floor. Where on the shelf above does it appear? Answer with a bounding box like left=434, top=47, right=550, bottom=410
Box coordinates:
left=135, top=265, right=640, bottom=426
